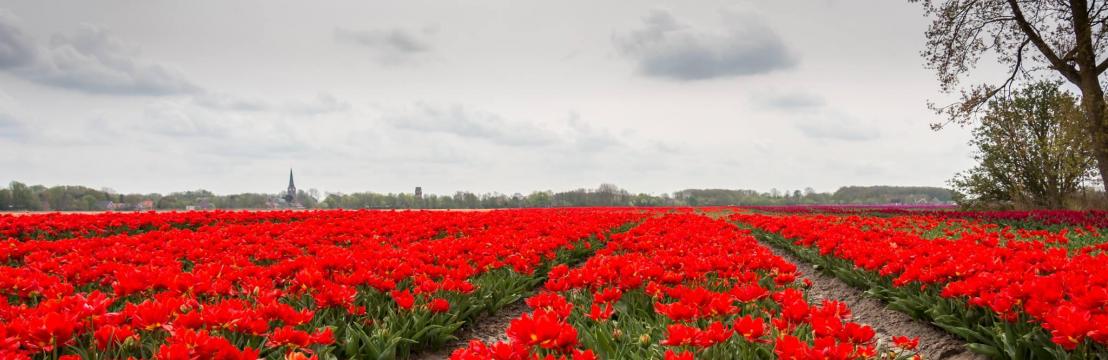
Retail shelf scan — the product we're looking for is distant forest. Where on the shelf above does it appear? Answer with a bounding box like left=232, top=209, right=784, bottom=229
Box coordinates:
left=0, top=181, right=952, bottom=211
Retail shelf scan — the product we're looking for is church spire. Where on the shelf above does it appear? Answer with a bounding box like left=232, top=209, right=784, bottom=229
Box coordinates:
left=284, top=169, right=296, bottom=204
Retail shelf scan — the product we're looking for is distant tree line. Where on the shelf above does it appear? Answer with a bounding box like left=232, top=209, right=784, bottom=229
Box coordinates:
left=830, top=186, right=953, bottom=204
left=669, top=187, right=952, bottom=206
left=0, top=181, right=952, bottom=211
left=310, top=184, right=951, bottom=209
left=0, top=183, right=319, bottom=211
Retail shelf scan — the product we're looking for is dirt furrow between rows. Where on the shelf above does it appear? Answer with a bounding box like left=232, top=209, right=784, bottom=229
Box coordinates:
left=413, top=238, right=611, bottom=359
left=758, top=239, right=983, bottom=360
left=413, top=299, right=529, bottom=359
left=419, top=223, right=982, bottom=359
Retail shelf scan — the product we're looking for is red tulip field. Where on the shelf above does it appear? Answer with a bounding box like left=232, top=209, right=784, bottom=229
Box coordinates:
left=732, top=211, right=1108, bottom=359
left=1, top=208, right=1106, bottom=359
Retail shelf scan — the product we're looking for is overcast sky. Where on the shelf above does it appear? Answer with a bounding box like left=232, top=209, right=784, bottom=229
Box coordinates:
left=0, top=0, right=985, bottom=196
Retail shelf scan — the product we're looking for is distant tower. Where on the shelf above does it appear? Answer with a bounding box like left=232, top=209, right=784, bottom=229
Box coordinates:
left=284, top=169, right=296, bottom=204
left=415, top=186, right=423, bottom=199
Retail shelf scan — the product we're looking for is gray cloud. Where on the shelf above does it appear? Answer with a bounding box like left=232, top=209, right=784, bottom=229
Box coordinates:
left=192, top=92, right=349, bottom=115
left=0, top=112, right=26, bottom=140
left=0, top=10, right=199, bottom=95
left=760, top=92, right=825, bottom=111
left=0, top=10, right=35, bottom=68
left=334, top=27, right=435, bottom=65
left=191, top=92, right=270, bottom=112
left=385, top=103, right=560, bottom=147
left=795, top=111, right=879, bottom=141
left=614, top=9, right=796, bottom=80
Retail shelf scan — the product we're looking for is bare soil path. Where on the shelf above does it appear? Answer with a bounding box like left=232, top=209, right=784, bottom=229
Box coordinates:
left=417, top=243, right=984, bottom=360
left=412, top=299, right=528, bottom=359
left=760, top=241, right=983, bottom=360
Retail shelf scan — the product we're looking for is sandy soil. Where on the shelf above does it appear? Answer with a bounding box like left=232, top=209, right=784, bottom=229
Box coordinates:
left=412, top=299, right=530, bottom=359
left=761, top=242, right=983, bottom=360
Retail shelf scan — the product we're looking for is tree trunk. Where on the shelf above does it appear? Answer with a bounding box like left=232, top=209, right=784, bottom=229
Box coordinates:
left=1079, top=90, right=1108, bottom=192
left=1092, top=106, right=1108, bottom=192
left=1069, top=0, right=1108, bottom=193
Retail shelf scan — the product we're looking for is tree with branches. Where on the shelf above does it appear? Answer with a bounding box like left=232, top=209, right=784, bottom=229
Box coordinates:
left=950, top=81, right=1096, bottom=208
left=912, top=0, right=1108, bottom=192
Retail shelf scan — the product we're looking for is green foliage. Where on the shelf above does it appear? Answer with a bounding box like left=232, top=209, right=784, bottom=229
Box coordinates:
left=911, top=0, right=1108, bottom=194
left=7, top=181, right=40, bottom=211
left=750, top=228, right=1108, bottom=360
left=950, top=81, right=1097, bottom=209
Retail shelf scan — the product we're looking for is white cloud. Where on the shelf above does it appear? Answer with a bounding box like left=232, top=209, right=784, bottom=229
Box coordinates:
left=192, top=92, right=350, bottom=115
left=751, top=90, right=878, bottom=141
left=285, top=93, right=350, bottom=115
left=142, top=100, right=230, bottom=138
left=567, top=112, right=621, bottom=151
left=138, top=97, right=325, bottom=158
left=384, top=103, right=561, bottom=147
left=795, top=111, right=880, bottom=141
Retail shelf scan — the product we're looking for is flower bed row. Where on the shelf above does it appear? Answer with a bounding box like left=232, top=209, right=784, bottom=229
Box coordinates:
left=732, top=212, right=1108, bottom=359
left=0, top=210, right=314, bottom=241
left=797, top=213, right=1107, bottom=252
left=0, top=209, right=644, bottom=359
left=452, top=213, right=920, bottom=360
left=744, top=206, right=1108, bottom=230
left=926, top=210, right=1108, bottom=230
